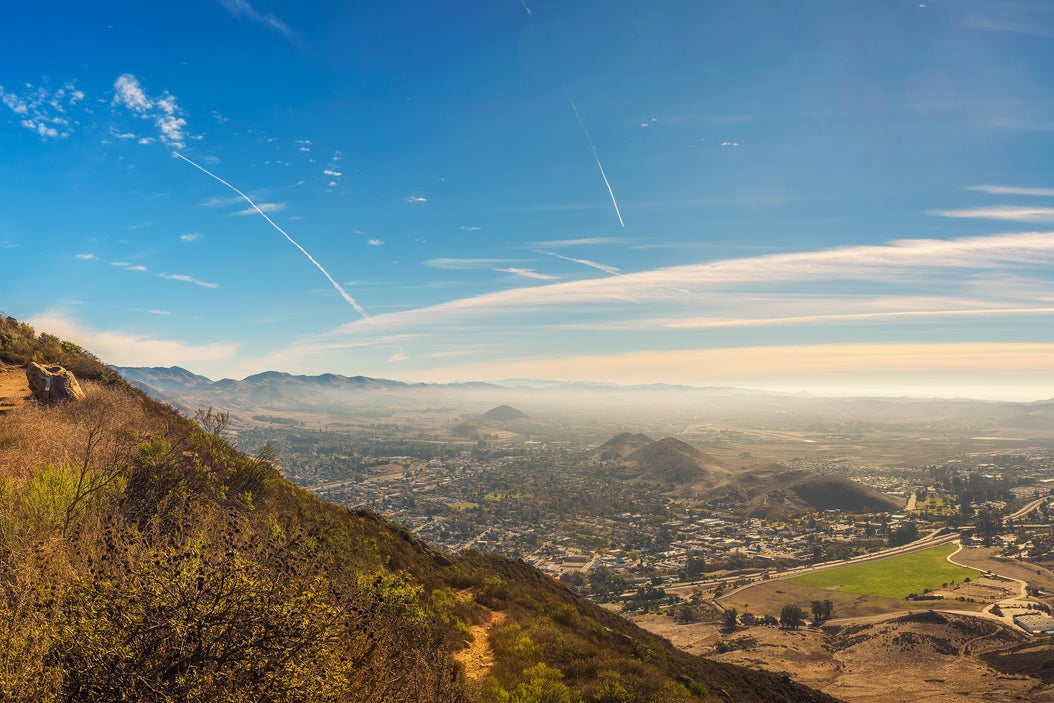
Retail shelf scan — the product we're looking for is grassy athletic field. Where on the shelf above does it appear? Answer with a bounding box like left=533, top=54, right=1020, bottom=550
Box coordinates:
left=787, top=543, right=981, bottom=599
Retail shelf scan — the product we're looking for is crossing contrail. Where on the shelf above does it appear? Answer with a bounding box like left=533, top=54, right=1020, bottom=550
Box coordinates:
left=174, top=152, right=368, bottom=319
left=567, top=96, right=625, bottom=229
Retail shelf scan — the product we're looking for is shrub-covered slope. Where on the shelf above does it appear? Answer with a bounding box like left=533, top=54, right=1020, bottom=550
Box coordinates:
left=0, top=316, right=840, bottom=703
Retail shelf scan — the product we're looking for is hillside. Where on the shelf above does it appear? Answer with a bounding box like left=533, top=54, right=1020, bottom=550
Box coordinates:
left=0, top=317, right=840, bottom=702
left=595, top=432, right=655, bottom=461
left=479, top=404, right=529, bottom=421
left=715, top=465, right=904, bottom=518
left=623, top=437, right=727, bottom=485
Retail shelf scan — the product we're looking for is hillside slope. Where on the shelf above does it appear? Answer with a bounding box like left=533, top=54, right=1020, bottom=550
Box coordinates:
left=0, top=317, right=839, bottom=703
left=715, top=465, right=903, bottom=517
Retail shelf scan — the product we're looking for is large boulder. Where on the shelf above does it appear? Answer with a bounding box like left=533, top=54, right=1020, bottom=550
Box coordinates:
left=26, top=362, right=85, bottom=403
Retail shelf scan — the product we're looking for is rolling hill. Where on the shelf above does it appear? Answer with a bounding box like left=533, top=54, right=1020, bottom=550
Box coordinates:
left=716, top=465, right=904, bottom=517
left=622, top=437, right=728, bottom=485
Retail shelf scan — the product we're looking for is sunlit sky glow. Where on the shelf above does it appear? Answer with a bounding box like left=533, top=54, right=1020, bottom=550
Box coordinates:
left=3, top=1, right=1054, bottom=400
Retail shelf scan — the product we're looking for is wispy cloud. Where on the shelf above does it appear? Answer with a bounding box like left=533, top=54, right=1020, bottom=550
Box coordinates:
left=160, top=273, right=220, bottom=289
left=217, top=0, right=295, bottom=38
left=967, top=185, right=1054, bottom=197
left=405, top=195, right=427, bottom=204
left=322, top=169, right=342, bottom=177
left=179, top=233, right=203, bottom=243
left=29, top=311, right=239, bottom=369
left=498, top=267, right=559, bottom=281
left=299, top=231, right=1054, bottom=340
left=532, top=237, right=626, bottom=247
left=0, top=81, right=84, bottom=138
left=460, top=226, right=481, bottom=232
left=424, top=258, right=515, bottom=270
left=388, top=351, right=408, bottom=363
left=112, top=74, right=187, bottom=148
left=929, top=206, right=1054, bottom=222
left=367, top=239, right=383, bottom=246
left=536, top=249, right=621, bottom=276
left=74, top=253, right=97, bottom=260
left=231, top=202, right=286, bottom=216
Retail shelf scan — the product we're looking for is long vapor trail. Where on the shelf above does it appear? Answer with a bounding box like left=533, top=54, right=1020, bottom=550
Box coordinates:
left=566, top=96, right=625, bottom=228
left=174, top=153, right=369, bottom=319
left=536, top=248, right=693, bottom=296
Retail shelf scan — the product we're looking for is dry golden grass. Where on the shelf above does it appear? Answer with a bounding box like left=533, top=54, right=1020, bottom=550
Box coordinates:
left=0, top=381, right=160, bottom=480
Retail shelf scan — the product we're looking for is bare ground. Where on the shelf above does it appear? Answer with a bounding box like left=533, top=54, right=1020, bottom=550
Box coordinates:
left=0, top=365, right=32, bottom=413
left=627, top=611, right=1054, bottom=703
left=455, top=606, right=507, bottom=683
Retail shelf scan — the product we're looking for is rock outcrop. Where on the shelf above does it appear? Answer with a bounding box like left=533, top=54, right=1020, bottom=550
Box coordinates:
left=26, top=362, right=85, bottom=403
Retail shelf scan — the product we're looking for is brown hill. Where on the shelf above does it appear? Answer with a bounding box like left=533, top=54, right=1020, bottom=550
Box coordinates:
left=717, top=465, right=904, bottom=517
left=594, top=431, right=655, bottom=460
left=478, top=404, right=529, bottom=421
left=623, top=436, right=726, bottom=484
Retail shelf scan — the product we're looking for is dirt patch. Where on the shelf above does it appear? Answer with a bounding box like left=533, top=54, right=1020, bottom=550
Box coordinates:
left=627, top=610, right=1054, bottom=703
left=0, top=365, right=32, bottom=413
left=455, top=607, right=508, bottom=682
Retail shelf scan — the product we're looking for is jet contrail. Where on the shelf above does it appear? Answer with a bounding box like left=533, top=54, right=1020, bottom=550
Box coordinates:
left=536, top=248, right=694, bottom=296
left=536, top=249, right=622, bottom=276
left=174, top=152, right=368, bottom=319
left=566, top=96, right=625, bottom=229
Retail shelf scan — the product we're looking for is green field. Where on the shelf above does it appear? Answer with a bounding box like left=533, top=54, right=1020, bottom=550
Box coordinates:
left=788, top=543, right=981, bottom=599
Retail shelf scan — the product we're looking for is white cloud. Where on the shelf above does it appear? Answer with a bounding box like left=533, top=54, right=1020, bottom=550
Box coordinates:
left=532, top=237, right=626, bottom=247
left=230, top=202, right=286, bottom=216
left=929, top=206, right=1054, bottom=222
left=299, top=231, right=1054, bottom=340
left=147, top=309, right=172, bottom=315
left=0, top=81, right=83, bottom=139
left=74, top=253, right=96, bottom=260
left=29, top=312, right=239, bottom=368
left=460, top=226, right=481, bottom=232
left=405, top=195, right=427, bottom=204
left=322, top=169, right=342, bottom=177
left=179, top=233, right=203, bottom=243
left=388, top=351, right=408, bottom=363
left=113, top=74, right=151, bottom=113
left=498, top=267, right=559, bottom=281
left=967, top=185, right=1054, bottom=197
left=127, top=265, right=148, bottom=272
left=217, top=0, right=295, bottom=37
left=367, top=239, right=383, bottom=246
left=111, top=74, right=188, bottom=148
left=160, top=273, right=220, bottom=288
left=425, top=258, right=515, bottom=270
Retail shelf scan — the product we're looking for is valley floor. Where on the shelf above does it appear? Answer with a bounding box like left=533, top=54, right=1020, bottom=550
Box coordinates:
left=627, top=611, right=1054, bottom=702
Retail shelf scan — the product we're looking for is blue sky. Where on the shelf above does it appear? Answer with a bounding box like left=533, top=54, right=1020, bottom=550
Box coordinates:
left=3, top=0, right=1054, bottom=399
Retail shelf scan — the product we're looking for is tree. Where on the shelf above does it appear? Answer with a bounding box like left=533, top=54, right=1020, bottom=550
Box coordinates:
left=722, top=608, right=739, bottom=632
left=888, top=521, right=919, bottom=547
left=780, top=604, right=806, bottom=629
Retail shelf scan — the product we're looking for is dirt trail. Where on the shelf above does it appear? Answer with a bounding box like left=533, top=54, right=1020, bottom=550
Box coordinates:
left=0, top=365, right=31, bottom=413
left=456, top=608, right=508, bottom=683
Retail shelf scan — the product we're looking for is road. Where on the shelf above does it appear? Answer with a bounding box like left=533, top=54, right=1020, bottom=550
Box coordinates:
left=1005, top=494, right=1054, bottom=524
